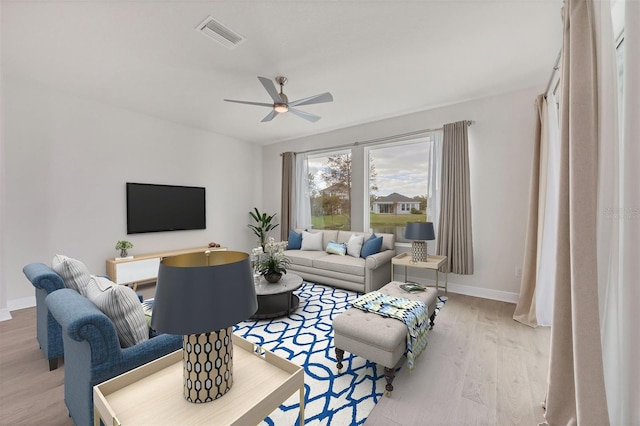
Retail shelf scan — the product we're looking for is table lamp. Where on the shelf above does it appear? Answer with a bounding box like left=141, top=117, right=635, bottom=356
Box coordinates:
left=404, top=222, right=435, bottom=263
left=151, top=251, right=257, bottom=404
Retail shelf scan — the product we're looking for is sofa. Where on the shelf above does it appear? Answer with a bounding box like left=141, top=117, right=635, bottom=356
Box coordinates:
left=23, top=262, right=66, bottom=370
left=284, top=229, right=396, bottom=294
left=46, top=288, right=182, bottom=426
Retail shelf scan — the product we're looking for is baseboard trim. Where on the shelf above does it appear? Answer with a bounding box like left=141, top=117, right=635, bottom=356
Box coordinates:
left=7, top=295, right=36, bottom=312
left=0, top=308, right=12, bottom=322
left=393, top=274, right=519, bottom=304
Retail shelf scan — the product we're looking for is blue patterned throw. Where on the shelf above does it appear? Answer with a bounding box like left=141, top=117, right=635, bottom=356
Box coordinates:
left=351, top=291, right=428, bottom=369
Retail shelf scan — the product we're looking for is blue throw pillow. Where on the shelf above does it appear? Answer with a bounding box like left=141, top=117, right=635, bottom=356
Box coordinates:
left=287, top=229, right=302, bottom=250
left=360, top=234, right=383, bottom=258
left=326, top=241, right=347, bottom=256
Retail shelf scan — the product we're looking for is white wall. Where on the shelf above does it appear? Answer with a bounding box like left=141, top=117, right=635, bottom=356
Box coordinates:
left=262, top=88, right=538, bottom=301
left=2, top=77, right=262, bottom=310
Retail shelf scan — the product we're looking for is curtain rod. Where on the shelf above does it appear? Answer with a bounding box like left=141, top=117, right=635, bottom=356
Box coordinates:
left=284, top=120, right=474, bottom=156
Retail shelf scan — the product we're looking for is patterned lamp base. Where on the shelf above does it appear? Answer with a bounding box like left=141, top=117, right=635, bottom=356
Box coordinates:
left=410, top=241, right=427, bottom=263
left=182, top=327, right=233, bottom=403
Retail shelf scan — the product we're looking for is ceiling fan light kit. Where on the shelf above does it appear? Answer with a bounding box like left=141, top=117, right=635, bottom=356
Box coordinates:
left=224, top=76, right=333, bottom=122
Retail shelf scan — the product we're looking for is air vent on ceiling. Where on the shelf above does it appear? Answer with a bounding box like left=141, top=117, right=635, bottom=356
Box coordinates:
left=196, top=16, right=245, bottom=49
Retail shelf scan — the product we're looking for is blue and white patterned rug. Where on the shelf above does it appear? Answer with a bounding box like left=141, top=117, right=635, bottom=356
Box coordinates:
left=233, top=283, right=447, bottom=426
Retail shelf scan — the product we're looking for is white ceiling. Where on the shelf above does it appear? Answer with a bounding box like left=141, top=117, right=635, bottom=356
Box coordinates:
left=2, top=1, right=563, bottom=145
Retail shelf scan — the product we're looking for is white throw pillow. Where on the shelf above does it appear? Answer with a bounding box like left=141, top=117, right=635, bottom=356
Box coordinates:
left=346, top=234, right=365, bottom=258
left=86, top=276, right=149, bottom=348
left=301, top=231, right=324, bottom=251
left=51, top=254, right=91, bottom=296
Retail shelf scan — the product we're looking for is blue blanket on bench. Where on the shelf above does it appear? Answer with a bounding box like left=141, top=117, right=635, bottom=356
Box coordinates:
left=351, top=291, right=428, bottom=369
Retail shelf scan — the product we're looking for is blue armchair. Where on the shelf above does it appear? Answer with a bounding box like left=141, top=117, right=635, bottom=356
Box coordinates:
left=46, top=288, right=182, bottom=426
left=22, top=262, right=65, bottom=370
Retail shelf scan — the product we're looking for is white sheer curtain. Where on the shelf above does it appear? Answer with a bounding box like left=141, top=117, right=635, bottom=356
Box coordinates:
left=427, top=131, right=443, bottom=254
left=534, top=92, right=560, bottom=326
left=294, top=153, right=312, bottom=230
left=596, top=1, right=640, bottom=424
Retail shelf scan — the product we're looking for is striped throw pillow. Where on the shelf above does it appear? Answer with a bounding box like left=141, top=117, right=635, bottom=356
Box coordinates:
left=86, top=276, right=149, bottom=348
left=51, top=254, right=91, bottom=296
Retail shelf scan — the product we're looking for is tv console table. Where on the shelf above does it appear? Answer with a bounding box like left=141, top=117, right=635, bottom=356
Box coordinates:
left=106, top=246, right=227, bottom=290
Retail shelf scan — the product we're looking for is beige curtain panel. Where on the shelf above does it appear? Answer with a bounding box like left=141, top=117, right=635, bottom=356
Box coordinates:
left=513, top=95, right=546, bottom=328
left=280, top=152, right=295, bottom=242
left=543, top=0, right=609, bottom=424
left=437, top=121, right=474, bottom=275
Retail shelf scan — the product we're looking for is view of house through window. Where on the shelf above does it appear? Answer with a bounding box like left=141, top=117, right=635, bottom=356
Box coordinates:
left=307, top=150, right=352, bottom=230
left=366, top=137, right=434, bottom=243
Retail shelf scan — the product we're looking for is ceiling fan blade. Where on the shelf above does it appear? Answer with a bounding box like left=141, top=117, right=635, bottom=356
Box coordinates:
left=289, top=92, right=333, bottom=107
left=261, top=110, right=279, bottom=122
left=224, top=99, right=274, bottom=107
left=289, top=107, right=321, bottom=123
left=257, top=76, right=283, bottom=103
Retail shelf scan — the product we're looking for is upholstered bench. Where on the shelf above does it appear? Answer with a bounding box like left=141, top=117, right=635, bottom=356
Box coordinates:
left=332, top=281, right=438, bottom=395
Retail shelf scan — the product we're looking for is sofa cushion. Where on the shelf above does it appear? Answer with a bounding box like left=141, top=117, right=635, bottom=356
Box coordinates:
left=86, top=276, right=149, bottom=348
left=361, top=234, right=383, bottom=258
left=51, top=254, right=91, bottom=296
left=287, top=229, right=303, bottom=250
left=346, top=234, right=365, bottom=258
left=284, top=249, right=330, bottom=267
left=301, top=230, right=324, bottom=251
left=326, top=241, right=347, bottom=256
left=313, top=253, right=366, bottom=276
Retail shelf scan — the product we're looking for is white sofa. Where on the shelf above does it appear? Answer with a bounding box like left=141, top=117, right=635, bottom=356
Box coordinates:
left=283, top=229, right=396, bottom=294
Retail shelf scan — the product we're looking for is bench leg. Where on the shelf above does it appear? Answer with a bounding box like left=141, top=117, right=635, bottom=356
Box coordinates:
left=384, top=367, right=395, bottom=396
left=335, top=348, right=344, bottom=373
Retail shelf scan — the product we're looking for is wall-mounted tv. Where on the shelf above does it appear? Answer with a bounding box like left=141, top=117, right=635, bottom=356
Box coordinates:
left=126, top=182, right=206, bottom=234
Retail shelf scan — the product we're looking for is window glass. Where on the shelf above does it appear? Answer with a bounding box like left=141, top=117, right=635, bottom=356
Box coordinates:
left=366, top=139, right=433, bottom=242
left=307, top=150, right=352, bottom=230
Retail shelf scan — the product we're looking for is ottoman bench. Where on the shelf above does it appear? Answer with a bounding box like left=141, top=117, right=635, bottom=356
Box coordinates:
left=332, top=281, right=438, bottom=395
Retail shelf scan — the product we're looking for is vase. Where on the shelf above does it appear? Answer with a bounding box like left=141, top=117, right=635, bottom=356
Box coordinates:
left=264, top=272, right=282, bottom=283
left=120, top=249, right=128, bottom=257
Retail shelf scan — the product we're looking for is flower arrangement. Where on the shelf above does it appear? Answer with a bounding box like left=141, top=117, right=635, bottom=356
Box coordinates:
left=252, top=237, right=290, bottom=283
left=115, top=240, right=133, bottom=257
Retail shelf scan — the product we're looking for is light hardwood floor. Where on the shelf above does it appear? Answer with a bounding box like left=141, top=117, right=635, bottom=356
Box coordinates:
left=0, top=290, right=549, bottom=425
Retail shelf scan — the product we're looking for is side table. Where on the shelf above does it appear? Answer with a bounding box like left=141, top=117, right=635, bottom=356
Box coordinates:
left=391, top=252, right=448, bottom=293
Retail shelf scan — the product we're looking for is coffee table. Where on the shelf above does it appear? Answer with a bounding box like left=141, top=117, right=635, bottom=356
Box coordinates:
left=252, top=273, right=303, bottom=319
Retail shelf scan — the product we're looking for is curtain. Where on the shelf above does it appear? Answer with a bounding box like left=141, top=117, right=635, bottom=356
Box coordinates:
left=437, top=121, right=474, bottom=274
left=513, top=95, right=546, bottom=327
left=294, top=153, right=312, bottom=230
left=427, top=131, right=443, bottom=255
left=543, top=0, right=609, bottom=423
left=597, top=0, right=640, bottom=424
left=280, top=152, right=295, bottom=241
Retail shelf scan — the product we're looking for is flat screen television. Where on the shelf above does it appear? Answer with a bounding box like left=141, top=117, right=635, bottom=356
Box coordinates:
left=126, top=182, right=206, bottom=234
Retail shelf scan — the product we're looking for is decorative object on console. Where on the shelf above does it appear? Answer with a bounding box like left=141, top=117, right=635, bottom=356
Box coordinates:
left=208, top=242, right=221, bottom=248
left=248, top=207, right=280, bottom=248
left=151, top=251, right=257, bottom=403
left=255, top=237, right=291, bottom=284
left=404, top=222, right=435, bottom=263
left=115, top=240, right=133, bottom=258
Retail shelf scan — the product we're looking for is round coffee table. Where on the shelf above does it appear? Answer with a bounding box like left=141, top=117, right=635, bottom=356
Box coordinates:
left=251, top=273, right=303, bottom=319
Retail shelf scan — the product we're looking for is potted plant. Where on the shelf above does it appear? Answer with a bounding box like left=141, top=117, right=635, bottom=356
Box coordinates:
left=248, top=207, right=279, bottom=248
left=255, top=237, right=290, bottom=283
left=115, top=240, right=133, bottom=258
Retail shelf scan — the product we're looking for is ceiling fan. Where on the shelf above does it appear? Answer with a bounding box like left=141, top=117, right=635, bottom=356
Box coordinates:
left=224, top=76, right=333, bottom=123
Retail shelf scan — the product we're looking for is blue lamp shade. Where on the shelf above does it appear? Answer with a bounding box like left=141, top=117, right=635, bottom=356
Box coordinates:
left=404, top=222, right=435, bottom=262
left=151, top=251, right=257, bottom=403
left=404, top=222, right=435, bottom=241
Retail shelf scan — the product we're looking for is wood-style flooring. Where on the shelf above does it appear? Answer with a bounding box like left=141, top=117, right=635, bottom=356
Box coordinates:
left=0, top=289, right=549, bottom=425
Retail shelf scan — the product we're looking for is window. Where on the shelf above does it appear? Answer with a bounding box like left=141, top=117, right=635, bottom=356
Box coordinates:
left=366, top=134, right=439, bottom=243
left=307, top=150, right=352, bottom=230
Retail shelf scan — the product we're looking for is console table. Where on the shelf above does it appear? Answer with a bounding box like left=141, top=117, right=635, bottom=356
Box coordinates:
left=93, top=334, right=305, bottom=426
left=391, top=252, right=449, bottom=293
left=106, top=246, right=227, bottom=290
